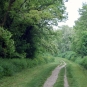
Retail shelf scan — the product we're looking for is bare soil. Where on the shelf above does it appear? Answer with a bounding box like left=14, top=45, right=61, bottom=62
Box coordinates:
left=43, top=61, right=69, bottom=87
left=64, top=66, right=69, bottom=87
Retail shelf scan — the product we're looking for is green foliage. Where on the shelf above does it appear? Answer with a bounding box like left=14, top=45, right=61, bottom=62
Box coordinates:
left=0, top=27, right=15, bottom=58
left=0, top=61, right=15, bottom=76
left=11, top=59, right=28, bottom=71
left=0, top=66, right=3, bottom=78
left=59, top=51, right=77, bottom=61
left=0, top=54, right=54, bottom=79
left=65, top=53, right=87, bottom=70
left=58, top=26, right=72, bottom=53
left=79, top=56, right=87, bottom=69
left=0, top=60, right=61, bottom=87
left=74, top=57, right=82, bottom=64
left=72, top=3, right=87, bottom=57
left=0, top=0, right=68, bottom=83
left=0, top=0, right=67, bottom=58
left=72, top=30, right=87, bottom=57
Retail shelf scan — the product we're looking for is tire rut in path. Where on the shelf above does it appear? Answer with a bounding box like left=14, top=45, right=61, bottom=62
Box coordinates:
left=43, top=61, right=67, bottom=87
left=64, top=66, right=69, bottom=87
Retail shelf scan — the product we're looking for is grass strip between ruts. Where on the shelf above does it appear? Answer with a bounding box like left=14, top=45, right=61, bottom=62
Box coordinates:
left=53, top=67, right=65, bottom=87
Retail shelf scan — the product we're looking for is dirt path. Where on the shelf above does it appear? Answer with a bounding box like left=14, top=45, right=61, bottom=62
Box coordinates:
left=64, top=66, right=69, bottom=87
left=43, top=61, right=68, bottom=87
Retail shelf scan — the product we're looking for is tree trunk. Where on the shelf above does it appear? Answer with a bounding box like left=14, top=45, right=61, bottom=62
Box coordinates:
left=0, top=0, right=16, bottom=27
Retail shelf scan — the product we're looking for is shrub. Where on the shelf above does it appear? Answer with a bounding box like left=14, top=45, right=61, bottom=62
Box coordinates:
left=0, top=66, right=4, bottom=78
left=26, top=59, right=34, bottom=68
left=0, top=54, right=55, bottom=79
left=11, top=59, right=28, bottom=72
left=0, top=27, right=15, bottom=58
left=1, top=63, right=15, bottom=76
left=75, top=57, right=83, bottom=64
left=0, top=60, right=16, bottom=76
left=80, top=56, right=87, bottom=69
left=62, top=51, right=77, bottom=61
left=43, top=53, right=55, bottom=63
left=74, top=56, right=87, bottom=69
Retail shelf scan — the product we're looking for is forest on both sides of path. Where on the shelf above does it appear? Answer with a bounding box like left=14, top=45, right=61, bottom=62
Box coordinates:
left=1, top=0, right=87, bottom=81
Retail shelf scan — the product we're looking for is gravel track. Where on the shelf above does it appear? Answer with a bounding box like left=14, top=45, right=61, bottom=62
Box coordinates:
left=43, top=61, right=69, bottom=87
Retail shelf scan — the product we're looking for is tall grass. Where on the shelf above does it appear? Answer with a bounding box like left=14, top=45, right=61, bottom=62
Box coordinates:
left=26, top=64, right=58, bottom=87
left=66, top=61, right=87, bottom=87
left=61, top=51, right=87, bottom=70
left=66, top=64, right=78, bottom=87
left=0, top=58, right=61, bottom=87
left=0, top=55, right=54, bottom=79
left=67, top=55, right=87, bottom=70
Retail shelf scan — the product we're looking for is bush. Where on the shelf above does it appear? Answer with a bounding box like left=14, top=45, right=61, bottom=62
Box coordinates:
left=67, top=51, right=76, bottom=60
left=74, top=56, right=87, bottom=69
left=80, top=56, right=87, bottom=69
left=58, top=52, right=67, bottom=58
left=1, top=62, right=15, bottom=76
left=0, top=60, right=16, bottom=76
left=26, top=59, right=34, bottom=68
left=0, top=54, right=55, bottom=79
left=43, top=53, right=55, bottom=63
left=0, top=66, right=3, bottom=78
left=0, top=27, right=15, bottom=58
left=11, top=59, right=28, bottom=72
left=75, top=57, right=83, bottom=64
left=60, top=51, right=77, bottom=61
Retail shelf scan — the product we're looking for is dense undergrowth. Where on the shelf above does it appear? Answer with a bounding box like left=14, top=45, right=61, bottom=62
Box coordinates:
left=0, top=54, right=54, bottom=79
left=58, top=51, right=87, bottom=69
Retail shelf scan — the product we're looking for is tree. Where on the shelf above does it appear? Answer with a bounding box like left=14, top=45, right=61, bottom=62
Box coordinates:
left=72, top=3, right=87, bottom=57
left=0, top=0, right=67, bottom=58
left=56, top=25, right=73, bottom=53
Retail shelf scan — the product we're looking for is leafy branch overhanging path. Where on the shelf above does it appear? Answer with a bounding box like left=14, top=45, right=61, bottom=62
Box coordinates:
left=43, top=61, right=69, bottom=87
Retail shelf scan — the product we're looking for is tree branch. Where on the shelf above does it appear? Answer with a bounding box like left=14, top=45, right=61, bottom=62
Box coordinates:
left=0, top=0, right=16, bottom=27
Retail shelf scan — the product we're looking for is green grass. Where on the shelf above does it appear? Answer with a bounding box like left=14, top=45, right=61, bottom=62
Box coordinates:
left=1, top=57, right=87, bottom=87
left=55, top=58, right=87, bottom=87
left=53, top=67, right=65, bottom=87
left=0, top=56, right=55, bottom=79
left=26, top=64, right=58, bottom=87
left=0, top=59, right=60, bottom=87
left=65, top=59, right=87, bottom=87
left=66, top=63, right=78, bottom=87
